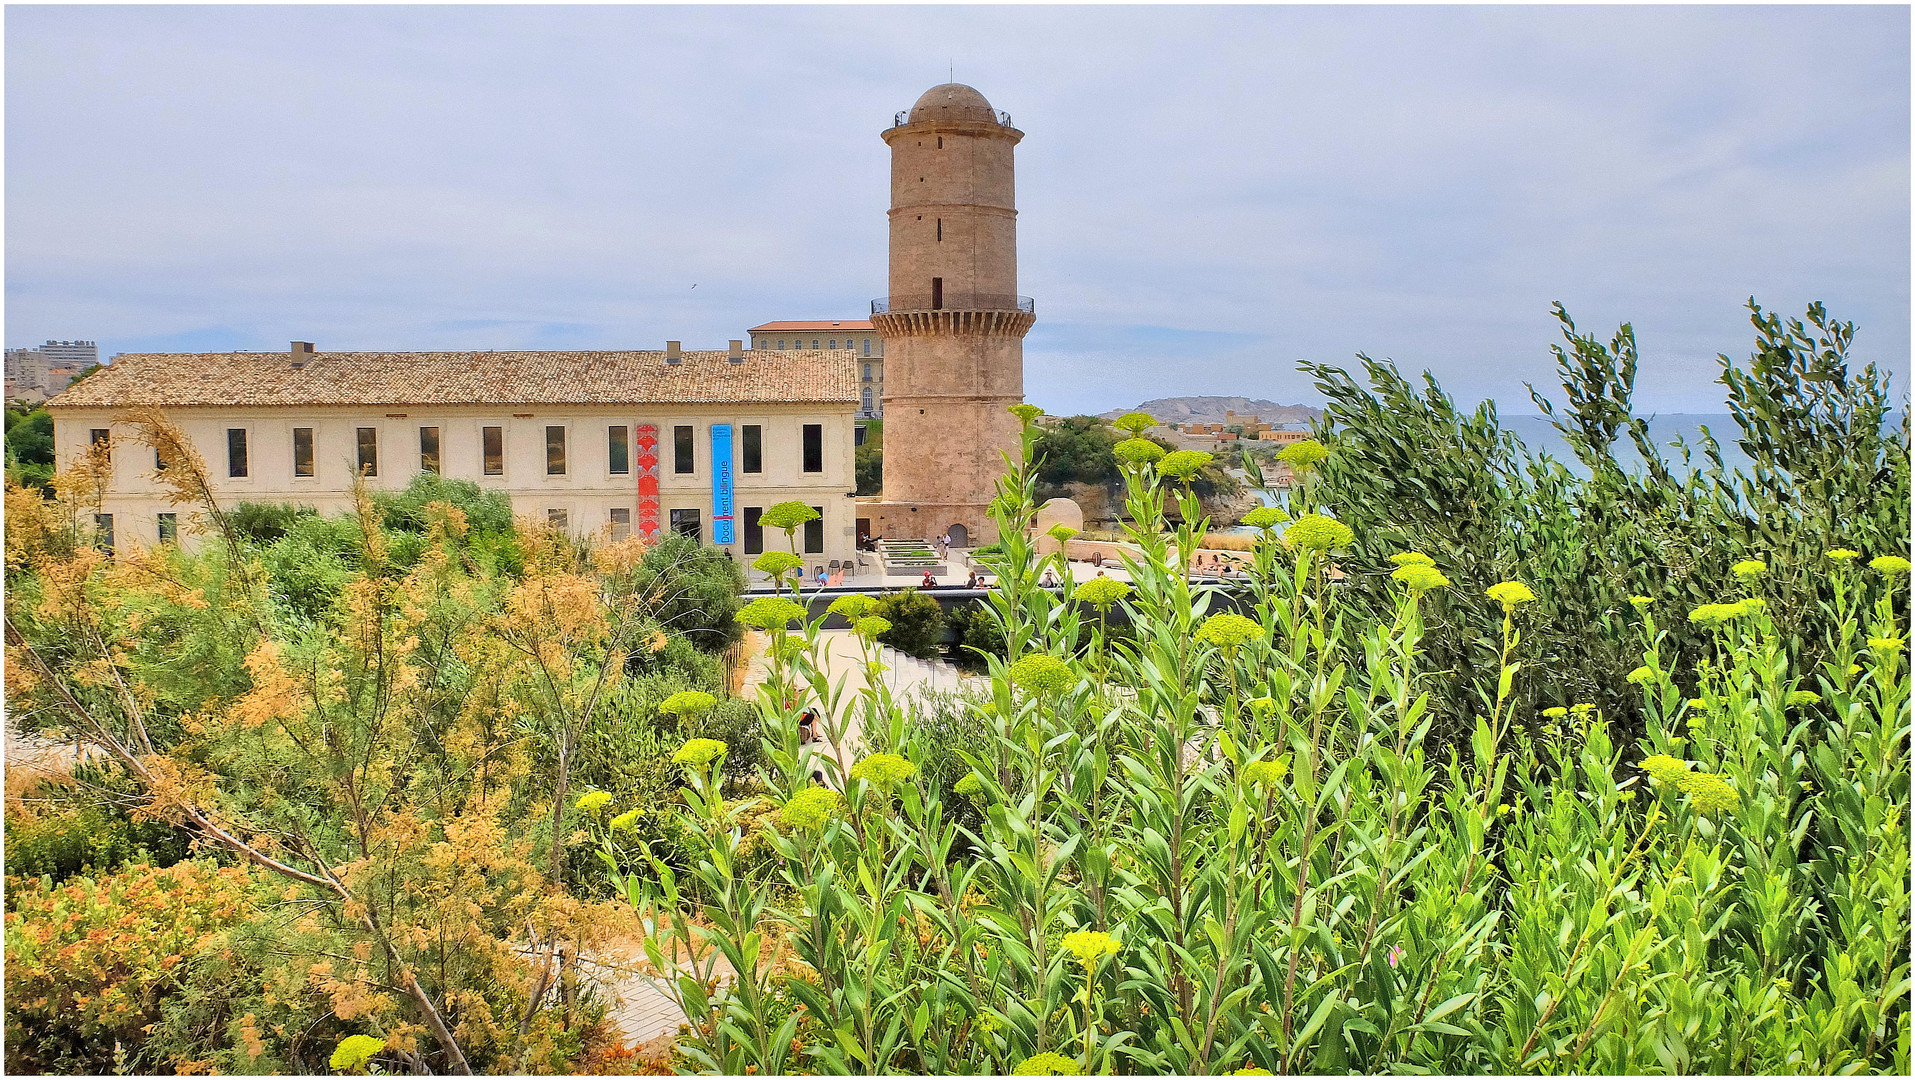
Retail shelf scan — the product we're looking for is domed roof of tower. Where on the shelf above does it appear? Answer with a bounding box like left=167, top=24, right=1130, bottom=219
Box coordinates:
left=908, top=83, right=997, bottom=124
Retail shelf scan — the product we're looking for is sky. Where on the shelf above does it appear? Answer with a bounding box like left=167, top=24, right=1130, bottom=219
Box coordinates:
left=6, top=4, right=1909, bottom=416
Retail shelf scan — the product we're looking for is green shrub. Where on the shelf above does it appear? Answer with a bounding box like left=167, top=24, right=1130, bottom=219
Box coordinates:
left=872, top=588, right=945, bottom=658
left=1033, top=415, right=1121, bottom=486
left=229, top=501, right=316, bottom=544
left=944, top=602, right=1007, bottom=668
left=633, top=533, right=745, bottom=653
left=373, top=473, right=516, bottom=536
left=4, top=803, right=192, bottom=884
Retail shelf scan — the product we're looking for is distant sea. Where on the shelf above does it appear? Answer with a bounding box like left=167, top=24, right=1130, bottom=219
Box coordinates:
left=1507, top=413, right=1752, bottom=478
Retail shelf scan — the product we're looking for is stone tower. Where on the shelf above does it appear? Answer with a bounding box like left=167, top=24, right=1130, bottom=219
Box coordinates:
left=865, top=83, right=1033, bottom=547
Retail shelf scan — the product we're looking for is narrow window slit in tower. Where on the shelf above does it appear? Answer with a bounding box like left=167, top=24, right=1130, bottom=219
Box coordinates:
left=931, top=277, right=943, bottom=310
left=937, top=218, right=942, bottom=241
left=937, top=137, right=943, bottom=149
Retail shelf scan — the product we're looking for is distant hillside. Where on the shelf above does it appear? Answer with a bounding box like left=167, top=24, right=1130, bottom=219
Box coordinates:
left=1097, top=396, right=1320, bottom=428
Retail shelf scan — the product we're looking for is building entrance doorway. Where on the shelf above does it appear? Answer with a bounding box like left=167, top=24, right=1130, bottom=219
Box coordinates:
left=947, top=523, right=969, bottom=547
left=857, top=518, right=872, bottom=548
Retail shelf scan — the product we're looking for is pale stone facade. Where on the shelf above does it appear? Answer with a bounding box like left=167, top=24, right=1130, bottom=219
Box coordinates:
left=862, top=84, right=1033, bottom=547
left=47, top=348, right=860, bottom=566
left=748, top=320, right=883, bottom=418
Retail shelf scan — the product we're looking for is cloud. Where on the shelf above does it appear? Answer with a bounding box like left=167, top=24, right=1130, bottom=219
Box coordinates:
left=6, top=5, right=1906, bottom=415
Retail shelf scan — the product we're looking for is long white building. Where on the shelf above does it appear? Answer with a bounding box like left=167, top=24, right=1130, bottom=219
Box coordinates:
left=46, top=340, right=861, bottom=565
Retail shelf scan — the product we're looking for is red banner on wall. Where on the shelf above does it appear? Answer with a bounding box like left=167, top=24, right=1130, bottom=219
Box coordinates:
left=636, top=424, right=660, bottom=542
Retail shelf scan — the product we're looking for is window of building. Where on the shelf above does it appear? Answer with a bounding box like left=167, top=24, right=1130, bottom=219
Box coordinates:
left=861, top=387, right=873, bottom=413
left=804, top=507, right=824, bottom=554
left=227, top=428, right=249, bottom=477
left=743, top=506, right=763, bottom=555
left=293, top=427, right=315, bottom=477
left=937, top=218, right=942, bottom=242
left=863, top=363, right=871, bottom=379
left=608, top=425, right=630, bottom=475
left=89, top=428, right=110, bottom=463
left=673, top=425, right=694, bottom=474
left=418, top=427, right=440, bottom=474
left=812, top=338, right=820, bottom=349
left=547, top=508, right=568, bottom=531
left=94, top=513, right=114, bottom=553
left=609, top=507, right=631, bottom=541
left=863, top=339, right=871, bottom=356
left=854, top=426, right=867, bottom=448
left=155, top=447, right=167, bottom=472
left=483, top=426, right=504, bottom=476
left=802, top=424, right=823, bottom=473
left=670, top=508, right=702, bottom=542
left=828, top=339, right=837, bottom=349
left=742, top=425, right=762, bottom=473
left=931, top=277, right=943, bottom=310
left=777, top=339, right=785, bottom=349
left=157, top=512, right=177, bottom=544
left=356, top=428, right=378, bottom=477
left=546, top=426, right=567, bottom=475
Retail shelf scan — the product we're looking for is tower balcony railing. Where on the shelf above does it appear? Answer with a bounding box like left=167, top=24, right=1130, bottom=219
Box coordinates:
left=890, top=109, right=1016, bottom=129
left=872, top=294, right=1034, bottom=316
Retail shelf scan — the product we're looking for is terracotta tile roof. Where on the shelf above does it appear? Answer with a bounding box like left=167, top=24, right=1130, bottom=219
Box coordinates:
left=747, top=320, right=875, bottom=333
left=47, top=350, right=858, bottom=410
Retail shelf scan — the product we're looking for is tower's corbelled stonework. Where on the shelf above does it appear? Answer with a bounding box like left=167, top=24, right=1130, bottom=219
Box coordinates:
left=865, top=83, right=1034, bottom=546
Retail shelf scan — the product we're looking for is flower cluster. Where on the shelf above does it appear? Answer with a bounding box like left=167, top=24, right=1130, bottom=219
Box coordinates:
left=1195, top=612, right=1263, bottom=650
left=1285, top=514, right=1354, bottom=553
left=1827, top=548, right=1860, bottom=562
left=1112, top=411, right=1158, bottom=436
left=1275, top=439, right=1330, bottom=472
left=574, top=790, right=612, bottom=814
left=1390, top=552, right=1435, bottom=567
left=330, top=1035, right=386, bottom=1073
left=1870, top=555, right=1910, bottom=575
left=1641, top=754, right=1693, bottom=786
left=829, top=594, right=875, bottom=620
left=1688, top=598, right=1764, bottom=626
left=610, top=808, right=642, bottom=832
left=759, top=501, right=821, bottom=532
left=753, top=551, right=804, bottom=578
left=1242, top=506, right=1287, bottom=531
left=778, top=786, right=842, bottom=831
left=659, top=690, right=716, bottom=719
left=738, top=596, right=808, bottom=631
left=853, top=616, right=892, bottom=641
left=1628, top=595, right=1654, bottom=609
left=1677, top=771, right=1740, bottom=815
left=1012, top=1052, right=1081, bottom=1076
left=1242, top=757, right=1290, bottom=788
left=1391, top=564, right=1450, bottom=593
left=849, top=752, right=916, bottom=787
left=1785, top=689, right=1822, bottom=707
left=1158, top=450, right=1214, bottom=482
left=1061, top=929, right=1121, bottom=967
left=1542, top=706, right=1568, bottom=719
left=1047, top=523, right=1080, bottom=544
left=1626, top=666, right=1657, bottom=686
left=1113, top=438, right=1166, bottom=466
left=1009, top=654, right=1075, bottom=695
left=954, top=773, right=986, bottom=801
left=1486, top=580, right=1536, bottom=611
left=673, top=738, right=728, bottom=768
left=1072, top=577, right=1132, bottom=608
left=1009, top=403, right=1044, bottom=424
left=1732, top=559, right=1768, bottom=580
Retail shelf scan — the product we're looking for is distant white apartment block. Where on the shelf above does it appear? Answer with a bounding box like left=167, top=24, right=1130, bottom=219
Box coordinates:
left=6, top=340, right=100, bottom=403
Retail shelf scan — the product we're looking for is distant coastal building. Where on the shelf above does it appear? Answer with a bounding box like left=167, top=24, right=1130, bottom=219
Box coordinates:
left=748, top=320, right=883, bottom=419
left=6, top=340, right=99, bottom=403
left=47, top=342, right=860, bottom=563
